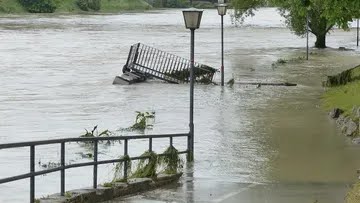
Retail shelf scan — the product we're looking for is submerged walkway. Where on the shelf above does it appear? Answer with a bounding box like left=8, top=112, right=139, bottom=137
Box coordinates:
left=106, top=175, right=348, bottom=203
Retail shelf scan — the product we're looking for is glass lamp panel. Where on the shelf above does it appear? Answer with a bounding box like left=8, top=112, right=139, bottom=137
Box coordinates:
left=182, top=10, right=203, bottom=29
left=217, top=5, right=227, bottom=16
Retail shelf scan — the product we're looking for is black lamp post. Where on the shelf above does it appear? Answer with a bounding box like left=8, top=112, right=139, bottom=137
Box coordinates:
left=182, top=8, right=203, bottom=161
left=217, top=0, right=227, bottom=86
left=357, top=19, right=359, bottom=47
left=306, top=8, right=309, bottom=60
left=302, top=0, right=310, bottom=60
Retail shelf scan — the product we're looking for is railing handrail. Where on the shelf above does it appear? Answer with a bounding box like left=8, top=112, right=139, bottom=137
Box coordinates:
left=0, top=150, right=188, bottom=185
left=0, top=133, right=188, bottom=149
left=0, top=132, right=190, bottom=203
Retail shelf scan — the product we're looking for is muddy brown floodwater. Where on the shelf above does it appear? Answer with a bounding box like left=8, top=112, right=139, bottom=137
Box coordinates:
left=0, top=8, right=360, bottom=203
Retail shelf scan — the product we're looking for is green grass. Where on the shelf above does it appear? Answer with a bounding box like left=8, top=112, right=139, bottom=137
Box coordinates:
left=353, top=66, right=360, bottom=80
left=100, top=0, right=151, bottom=12
left=322, top=80, right=360, bottom=117
left=53, top=0, right=81, bottom=13
left=192, top=1, right=215, bottom=9
left=0, top=0, right=26, bottom=13
left=346, top=181, right=360, bottom=203
left=322, top=65, right=360, bottom=118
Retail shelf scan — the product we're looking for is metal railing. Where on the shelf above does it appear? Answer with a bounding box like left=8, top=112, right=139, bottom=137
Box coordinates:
left=124, top=43, right=217, bottom=84
left=0, top=133, right=189, bottom=203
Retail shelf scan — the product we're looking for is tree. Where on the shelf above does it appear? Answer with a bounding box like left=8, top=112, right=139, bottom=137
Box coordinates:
left=231, top=0, right=360, bottom=48
left=18, top=0, right=56, bottom=13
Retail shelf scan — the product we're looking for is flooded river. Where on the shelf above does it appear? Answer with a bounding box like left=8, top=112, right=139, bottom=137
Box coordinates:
left=1, top=8, right=360, bottom=203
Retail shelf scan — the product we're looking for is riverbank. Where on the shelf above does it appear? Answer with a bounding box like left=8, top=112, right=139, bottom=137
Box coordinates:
left=322, top=65, right=360, bottom=138
left=322, top=65, right=360, bottom=203
left=0, top=0, right=152, bottom=14
left=0, top=0, right=217, bottom=14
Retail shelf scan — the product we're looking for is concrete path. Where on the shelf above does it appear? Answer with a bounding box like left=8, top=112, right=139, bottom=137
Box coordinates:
left=104, top=175, right=349, bottom=203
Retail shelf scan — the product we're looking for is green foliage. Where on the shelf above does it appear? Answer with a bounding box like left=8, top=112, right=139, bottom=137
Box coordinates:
left=0, top=0, right=26, bottom=13
left=165, top=0, right=188, bottom=8
left=232, top=0, right=360, bottom=48
left=111, top=147, right=183, bottom=182
left=158, top=146, right=183, bottom=174
left=192, top=0, right=215, bottom=9
left=52, top=0, right=80, bottom=12
left=88, top=0, right=100, bottom=10
left=125, top=111, right=155, bottom=131
left=101, top=0, right=151, bottom=11
left=79, top=125, right=115, bottom=148
left=166, top=64, right=216, bottom=84
left=230, top=0, right=267, bottom=23
left=131, top=151, right=158, bottom=178
left=76, top=0, right=88, bottom=10
left=113, top=155, right=131, bottom=181
left=323, top=81, right=360, bottom=118
left=76, top=0, right=100, bottom=11
left=64, top=192, right=72, bottom=198
left=345, top=181, right=360, bottom=203
left=227, top=78, right=235, bottom=87
left=2, top=0, right=152, bottom=13
left=18, top=0, right=57, bottom=13
left=80, top=125, right=111, bottom=138
left=102, top=182, right=113, bottom=187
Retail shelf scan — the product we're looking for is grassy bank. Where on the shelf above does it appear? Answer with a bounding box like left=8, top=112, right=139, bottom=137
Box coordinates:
left=100, top=0, right=151, bottom=12
left=323, top=65, right=360, bottom=203
left=346, top=181, right=360, bottom=203
left=322, top=65, right=360, bottom=117
left=0, top=0, right=151, bottom=13
left=0, top=0, right=26, bottom=13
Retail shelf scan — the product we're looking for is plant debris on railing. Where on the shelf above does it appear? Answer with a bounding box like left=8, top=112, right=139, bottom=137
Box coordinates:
left=106, top=146, right=183, bottom=187
left=166, top=64, right=217, bottom=84
left=118, top=111, right=156, bottom=132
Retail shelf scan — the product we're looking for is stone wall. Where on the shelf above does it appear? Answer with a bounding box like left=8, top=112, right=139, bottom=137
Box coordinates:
left=329, top=107, right=360, bottom=143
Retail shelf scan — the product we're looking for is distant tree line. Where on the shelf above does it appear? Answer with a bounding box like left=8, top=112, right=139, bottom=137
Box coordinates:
left=144, top=0, right=218, bottom=8
left=19, top=0, right=57, bottom=13
left=145, top=0, right=187, bottom=8
left=17, top=0, right=215, bottom=13
left=18, top=0, right=102, bottom=13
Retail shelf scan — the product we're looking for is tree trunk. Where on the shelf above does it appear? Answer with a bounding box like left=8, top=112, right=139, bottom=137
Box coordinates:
left=315, top=34, right=326, bottom=48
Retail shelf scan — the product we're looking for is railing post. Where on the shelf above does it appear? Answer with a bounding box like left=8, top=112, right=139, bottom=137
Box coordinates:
left=149, top=138, right=152, bottom=152
left=93, top=140, right=98, bottom=189
left=30, top=145, right=35, bottom=203
left=124, top=139, right=128, bottom=180
left=60, top=142, right=65, bottom=196
left=187, top=132, right=192, bottom=161
left=170, top=136, right=173, bottom=147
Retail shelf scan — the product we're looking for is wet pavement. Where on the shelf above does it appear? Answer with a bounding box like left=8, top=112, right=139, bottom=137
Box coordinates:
left=108, top=174, right=348, bottom=203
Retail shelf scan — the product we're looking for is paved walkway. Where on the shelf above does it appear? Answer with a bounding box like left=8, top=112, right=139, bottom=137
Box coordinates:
left=105, top=174, right=349, bottom=203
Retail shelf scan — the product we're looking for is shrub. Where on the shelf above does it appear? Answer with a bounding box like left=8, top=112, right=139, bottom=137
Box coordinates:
left=150, top=0, right=188, bottom=8
left=76, top=0, right=88, bottom=11
left=76, top=0, right=101, bottom=11
left=18, top=0, right=56, bottom=13
left=88, top=0, right=100, bottom=10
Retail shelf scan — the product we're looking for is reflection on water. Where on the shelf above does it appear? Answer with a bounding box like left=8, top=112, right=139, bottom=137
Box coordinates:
left=0, top=8, right=360, bottom=202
